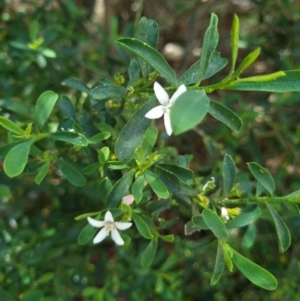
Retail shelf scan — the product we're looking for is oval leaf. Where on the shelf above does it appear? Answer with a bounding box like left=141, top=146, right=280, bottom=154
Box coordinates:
left=33, top=91, right=58, bottom=128
left=248, top=162, right=275, bottom=196
left=171, top=90, right=210, bottom=135
left=117, top=38, right=177, bottom=85
left=91, top=86, right=126, bottom=100
left=231, top=247, right=278, bottom=290
left=211, top=242, right=225, bottom=285
left=50, top=132, right=89, bottom=146
left=157, top=164, right=194, bottom=183
left=78, top=224, right=97, bottom=245
left=140, top=238, right=158, bottom=268
left=208, top=100, right=242, bottom=132
left=0, top=116, right=25, bottom=135
left=222, top=154, right=236, bottom=196
left=202, top=209, right=228, bottom=240
left=192, top=215, right=210, bottom=230
left=62, top=78, right=91, bottom=95
left=132, top=211, right=153, bottom=239
left=4, top=141, right=31, bottom=178
left=131, top=174, right=145, bottom=204
left=144, top=170, right=169, bottom=199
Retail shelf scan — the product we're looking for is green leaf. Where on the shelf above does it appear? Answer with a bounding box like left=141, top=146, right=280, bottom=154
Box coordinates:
left=142, top=127, right=158, bottom=157
left=62, top=78, right=91, bottom=95
left=226, top=204, right=261, bottom=229
left=98, top=146, right=110, bottom=164
left=98, top=123, right=117, bottom=138
left=106, top=170, right=135, bottom=207
left=116, top=38, right=177, bottom=85
left=0, top=116, right=25, bottom=135
left=157, top=164, right=194, bottom=183
left=160, top=234, right=174, bottom=242
left=78, top=224, right=97, bottom=245
left=4, top=141, right=31, bottom=177
left=202, top=209, right=228, bottom=240
left=178, top=52, right=227, bottom=86
left=131, top=174, right=145, bottom=204
left=21, top=289, right=44, bottom=301
left=128, top=60, right=140, bottom=85
left=144, top=170, right=169, bottom=199
left=99, top=177, right=113, bottom=200
left=136, top=17, right=159, bottom=80
left=222, top=154, right=236, bottom=196
left=248, top=162, right=275, bottom=196
left=50, top=132, right=89, bottom=146
left=242, top=223, right=257, bottom=249
left=56, top=159, right=86, bottom=187
left=115, top=98, right=156, bottom=163
left=230, top=14, right=239, bottom=74
left=226, top=70, right=300, bottom=92
left=58, top=96, right=75, bottom=118
left=192, top=215, right=210, bottom=230
left=91, top=85, right=126, bottom=100
left=211, top=242, right=225, bottom=285
left=35, top=162, right=50, bottom=185
left=230, top=247, right=278, bottom=290
left=170, top=90, right=210, bottom=135
left=140, top=238, right=158, bottom=268
left=234, top=48, right=260, bottom=78
left=88, top=132, right=111, bottom=144
left=223, top=245, right=233, bottom=272
left=208, top=100, right=242, bottom=132
left=267, top=204, right=291, bottom=253
left=132, top=211, right=153, bottom=239
left=33, top=91, right=58, bottom=128
left=197, top=13, right=219, bottom=83
left=155, top=166, right=197, bottom=197
left=83, top=163, right=100, bottom=175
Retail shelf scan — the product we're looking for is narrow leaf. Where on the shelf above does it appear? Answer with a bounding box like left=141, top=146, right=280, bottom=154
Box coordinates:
left=211, top=242, right=225, bottom=285
left=78, top=224, right=97, bottom=245
left=35, top=162, right=50, bottom=185
left=0, top=116, right=25, bottom=135
left=202, top=209, right=228, bottom=240
left=140, top=238, right=158, bottom=268
left=231, top=247, right=278, bottom=290
left=132, top=174, right=145, bottom=204
left=117, top=38, right=177, bottom=85
left=88, top=132, right=111, bottom=144
left=267, top=204, right=291, bottom=253
left=132, top=211, right=153, bottom=239
left=208, top=100, right=242, bottom=132
left=171, top=90, right=210, bottom=135
left=234, top=48, right=260, bottom=78
left=142, top=127, right=158, bottom=157
left=222, top=154, right=236, bottom=196
left=230, top=14, right=239, bottom=74
left=248, top=162, right=275, bottom=196
left=50, top=132, right=89, bottom=146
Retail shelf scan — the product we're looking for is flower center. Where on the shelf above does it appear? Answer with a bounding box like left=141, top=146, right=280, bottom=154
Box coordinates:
left=105, top=221, right=116, bottom=232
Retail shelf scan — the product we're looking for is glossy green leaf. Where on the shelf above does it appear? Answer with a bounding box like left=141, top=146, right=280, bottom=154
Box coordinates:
left=91, top=85, right=126, bottom=100
left=267, top=204, right=291, bottom=253
left=0, top=116, right=25, bottom=135
left=62, top=78, right=91, bottom=95
left=142, top=127, right=158, bottom=157
left=192, top=215, right=210, bottom=230
left=242, top=223, right=257, bottom=249
left=4, top=140, right=31, bottom=177
left=132, top=211, right=153, bottom=239
left=160, top=234, right=174, bottom=242
left=35, top=162, right=50, bottom=185
left=234, top=48, right=260, bottom=78
left=128, top=59, right=140, bottom=85
left=155, top=166, right=197, bottom=197
left=230, top=14, right=239, bottom=74
left=22, top=289, right=44, bottom=301
left=202, top=209, right=228, bottom=240
left=131, top=174, right=145, bottom=204
left=231, top=247, right=278, bottom=290
left=117, top=38, right=177, bottom=85
left=178, top=52, right=227, bottom=86
left=248, top=162, right=275, bottom=196
left=144, top=170, right=169, bottom=199
left=0, top=141, right=24, bottom=158
left=227, top=70, right=300, bottom=92
left=115, top=98, right=156, bottom=163
left=88, top=132, right=111, bottom=144
left=222, top=154, right=235, bottom=196
left=98, top=146, right=110, bottom=164
left=197, top=13, right=219, bottom=83
left=50, top=132, right=89, bottom=146
left=58, top=96, right=75, bottom=118
left=56, top=159, right=86, bottom=187
left=33, top=91, right=58, bottom=128
left=106, top=170, right=135, bottom=207
left=157, top=164, right=194, bottom=183
left=211, top=242, right=225, bottom=285
left=208, top=100, right=242, bottom=132
left=140, top=238, right=158, bottom=268
left=78, top=224, right=97, bottom=245
left=226, top=204, right=261, bottom=229
left=136, top=17, right=159, bottom=80
left=170, top=90, right=210, bottom=135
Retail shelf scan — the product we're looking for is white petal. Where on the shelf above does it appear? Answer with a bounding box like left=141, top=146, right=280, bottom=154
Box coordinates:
left=87, top=217, right=105, bottom=228
left=154, top=82, right=169, bottom=105
left=111, top=229, right=124, bottom=245
left=164, top=112, right=172, bottom=136
left=145, top=106, right=164, bottom=119
left=93, top=227, right=109, bottom=244
left=115, top=222, right=132, bottom=230
left=104, top=211, right=114, bottom=222
left=169, top=84, right=187, bottom=105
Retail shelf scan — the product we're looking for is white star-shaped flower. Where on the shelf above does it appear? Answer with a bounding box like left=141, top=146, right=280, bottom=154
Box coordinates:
left=87, top=211, right=132, bottom=245
left=145, top=82, right=187, bottom=136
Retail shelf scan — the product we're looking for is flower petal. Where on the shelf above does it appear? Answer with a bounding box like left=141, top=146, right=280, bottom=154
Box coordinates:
left=169, top=84, right=187, bottom=105
left=164, top=111, right=172, bottom=136
left=122, top=194, right=134, bottom=205
left=87, top=217, right=105, bottom=228
left=115, top=222, right=132, bottom=230
left=111, top=229, right=124, bottom=245
left=145, top=106, right=164, bottom=119
left=104, top=211, right=114, bottom=222
left=154, top=82, right=169, bottom=105
left=93, top=227, right=109, bottom=244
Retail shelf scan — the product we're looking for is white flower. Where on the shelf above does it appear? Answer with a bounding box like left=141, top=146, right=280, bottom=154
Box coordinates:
left=87, top=211, right=132, bottom=245
left=221, top=207, right=230, bottom=221
left=145, top=82, right=187, bottom=136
